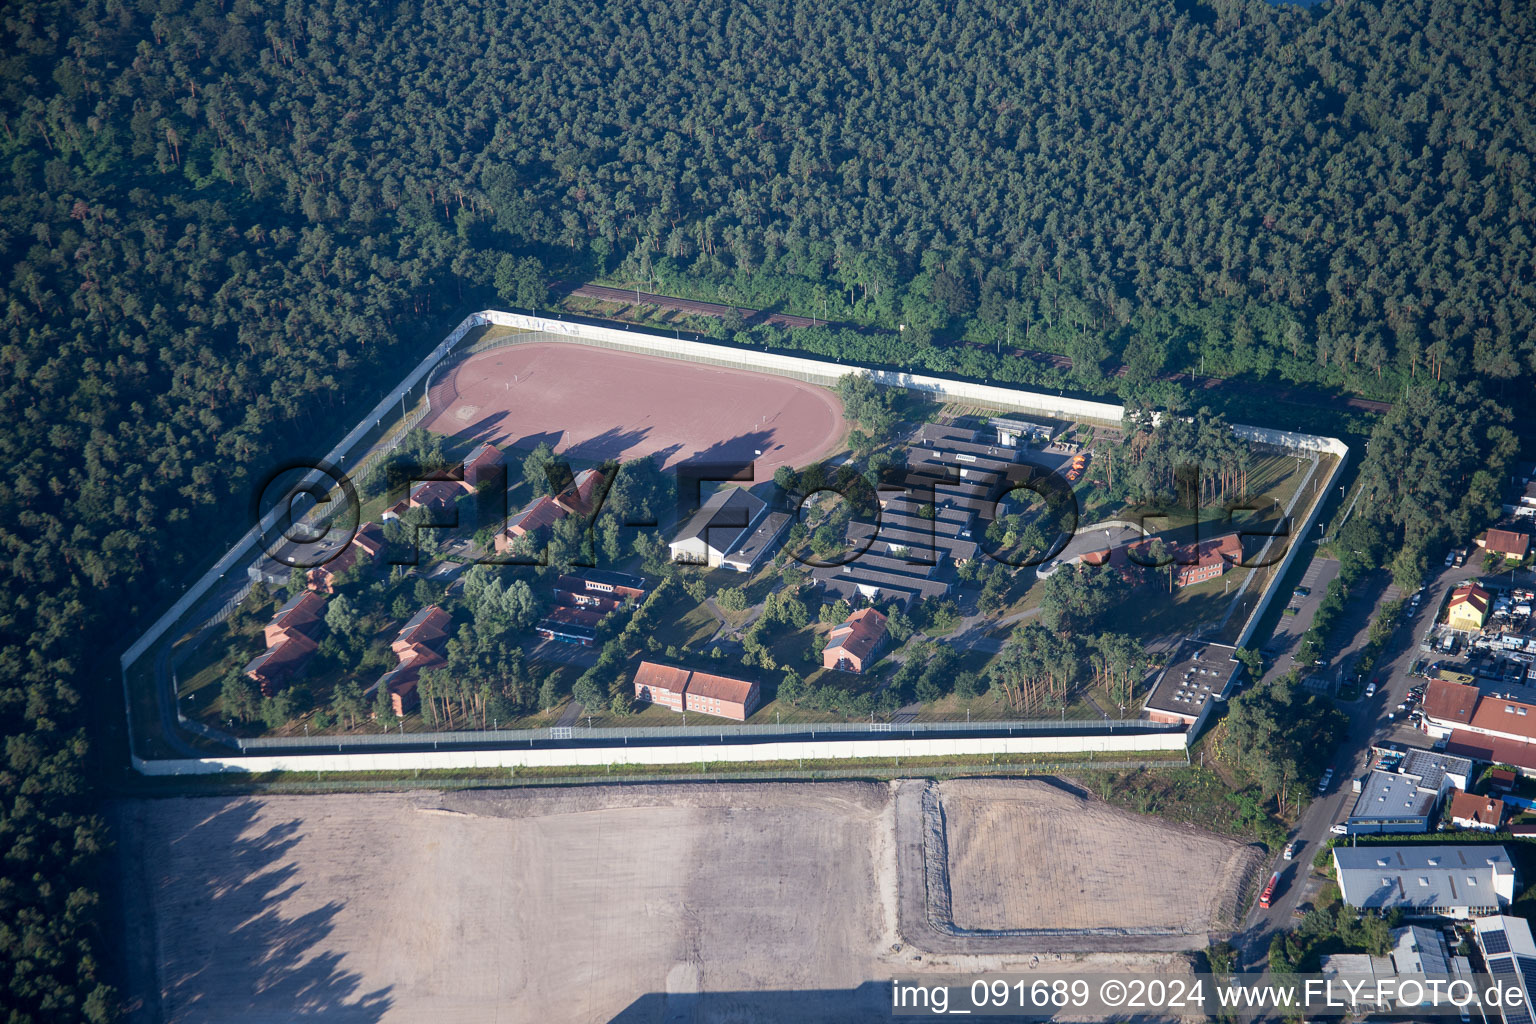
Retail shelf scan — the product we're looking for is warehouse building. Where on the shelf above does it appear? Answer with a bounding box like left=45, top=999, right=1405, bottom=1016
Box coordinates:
left=668, top=487, right=768, bottom=568
left=1333, top=845, right=1516, bottom=917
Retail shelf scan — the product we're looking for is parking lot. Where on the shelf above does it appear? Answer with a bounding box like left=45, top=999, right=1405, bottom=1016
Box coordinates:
left=1262, top=556, right=1340, bottom=680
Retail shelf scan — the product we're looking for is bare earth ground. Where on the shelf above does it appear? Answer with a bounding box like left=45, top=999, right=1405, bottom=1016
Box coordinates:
left=423, top=341, right=847, bottom=479
left=111, top=782, right=1209, bottom=1024
left=937, top=779, right=1259, bottom=937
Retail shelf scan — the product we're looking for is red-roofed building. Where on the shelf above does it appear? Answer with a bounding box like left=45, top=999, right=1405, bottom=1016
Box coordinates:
left=553, top=468, right=606, bottom=518
left=244, top=631, right=318, bottom=697
left=631, top=661, right=760, bottom=720
left=463, top=442, right=504, bottom=490
left=369, top=605, right=453, bottom=717
left=1447, top=583, right=1492, bottom=632
left=1448, top=790, right=1505, bottom=831
left=306, top=544, right=358, bottom=594
left=392, top=605, right=451, bottom=657
left=263, top=591, right=326, bottom=647
left=680, top=670, right=760, bottom=721
left=352, top=522, right=386, bottom=561
left=823, top=608, right=889, bottom=674
left=633, top=661, right=692, bottom=712
left=1422, top=679, right=1481, bottom=730
left=1478, top=528, right=1531, bottom=563
left=1173, top=534, right=1244, bottom=587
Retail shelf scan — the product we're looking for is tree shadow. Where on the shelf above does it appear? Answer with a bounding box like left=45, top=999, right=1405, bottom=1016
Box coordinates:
left=123, top=799, right=392, bottom=1023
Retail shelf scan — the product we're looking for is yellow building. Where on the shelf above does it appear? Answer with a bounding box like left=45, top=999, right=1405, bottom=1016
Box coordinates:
left=1446, top=583, right=1491, bottom=632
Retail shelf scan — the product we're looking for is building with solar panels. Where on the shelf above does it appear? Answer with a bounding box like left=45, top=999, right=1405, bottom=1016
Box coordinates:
left=1474, top=915, right=1536, bottom=1024
left=1333, top=845, right=1517, bottom=918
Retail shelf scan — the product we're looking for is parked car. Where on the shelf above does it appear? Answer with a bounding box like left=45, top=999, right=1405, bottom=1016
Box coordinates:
left=1330, top=823, right=1349, bottom=835
left=1317, top=769, right=1334, bottom=793
left=1365, top=681, right=1378, bottom=698
left=1284, top=841, right=1299, bottom=860
left=1446, top=551, right=1457, bottom=566
left=1294, top=586, right=1311, bottom=598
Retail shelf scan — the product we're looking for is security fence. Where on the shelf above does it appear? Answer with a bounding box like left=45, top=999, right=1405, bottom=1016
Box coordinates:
left=233, top=715, right=1183, bottom=753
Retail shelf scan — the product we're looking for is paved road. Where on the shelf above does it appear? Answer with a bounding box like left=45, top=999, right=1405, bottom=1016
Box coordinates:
left=1232, top=555, right=1488, bottom=970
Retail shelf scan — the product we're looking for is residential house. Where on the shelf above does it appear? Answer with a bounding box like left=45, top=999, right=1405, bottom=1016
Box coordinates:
left=369, top=605, right=452, bottom=716
left=1448, top=790, right=1506, bottom=831
left=495, top=467, right=607, bottom=553
left=462, top=441, right=504, bottom=489
left=823, top=608, right=889, bottom=674
left=1447, top=583, right=1492, bottom=632
left=263, top=591, right=326, bottom=647
left=1478, top=529, right=1532, bottom=564
left=245, top=592, right=327, bottom=697
left=243, top=632, right=319, bottom=698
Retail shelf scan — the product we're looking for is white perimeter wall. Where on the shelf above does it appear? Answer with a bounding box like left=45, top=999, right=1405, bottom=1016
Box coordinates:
left=134, top=728, right=1188, bottom=775
left=483, top=311, right=1131, bottom=424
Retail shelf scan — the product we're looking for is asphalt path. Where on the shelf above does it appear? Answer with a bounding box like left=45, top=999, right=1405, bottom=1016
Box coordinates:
left=1233, top=556, right=1489, bottom=971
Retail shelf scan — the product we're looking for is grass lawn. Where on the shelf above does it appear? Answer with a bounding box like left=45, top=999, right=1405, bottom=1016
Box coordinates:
left=1098, top=573, right=1240, bottom=643
left=647, top=588, right=722, bottom=651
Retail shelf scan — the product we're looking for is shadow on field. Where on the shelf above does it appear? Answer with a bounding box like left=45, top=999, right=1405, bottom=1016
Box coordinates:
left=155, top=800, right=392, bottom=1023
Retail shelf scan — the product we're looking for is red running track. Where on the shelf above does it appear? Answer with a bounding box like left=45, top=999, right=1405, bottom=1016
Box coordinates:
left=424, top=342, right=847, bottom=480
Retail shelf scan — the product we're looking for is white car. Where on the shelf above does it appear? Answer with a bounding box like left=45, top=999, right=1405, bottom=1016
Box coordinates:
left=1365, top=682, right=1378, bottom=698
left=1330, top=824, right=1349, bottom=835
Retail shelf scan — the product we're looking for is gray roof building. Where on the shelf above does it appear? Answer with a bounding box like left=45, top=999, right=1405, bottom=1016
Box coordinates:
left=1345, top=769, right=1440, bottom=835
left=1333, top=845, right=1516, bottom=916
left=668, top=487, right=767, bottom=568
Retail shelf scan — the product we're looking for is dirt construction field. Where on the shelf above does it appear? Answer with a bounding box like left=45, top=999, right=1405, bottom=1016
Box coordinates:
left=111, top=782, right=1226, bottom=1023
left=937, top=779, right=1260, bottom=936
left=423, top=340, right=847, bottom=479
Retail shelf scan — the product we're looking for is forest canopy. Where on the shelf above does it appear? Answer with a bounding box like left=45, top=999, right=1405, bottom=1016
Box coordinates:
left=1, top=0, right=1533, bottom=1017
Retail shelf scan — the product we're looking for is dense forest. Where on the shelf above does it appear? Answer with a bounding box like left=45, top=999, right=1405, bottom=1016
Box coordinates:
left=1, top=0, right=1532, bottom=1016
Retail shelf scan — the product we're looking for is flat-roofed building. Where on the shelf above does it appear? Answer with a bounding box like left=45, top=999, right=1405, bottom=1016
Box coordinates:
left=1333, top=845, right=1516, bottom=917
left=1344, top=769, right=1440, bottom=835
left=1141, top=639, right=1239, bottom=732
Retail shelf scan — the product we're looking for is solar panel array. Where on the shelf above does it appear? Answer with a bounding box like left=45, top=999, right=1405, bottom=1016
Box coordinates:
left=1489, top=955, right=1516, bottom=975
left=1485, top=930, right=1513, bottom=955
left=1504, top=1007, right=1532, bottom=1024
left=1517, top=955, right=1536, bottom=997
